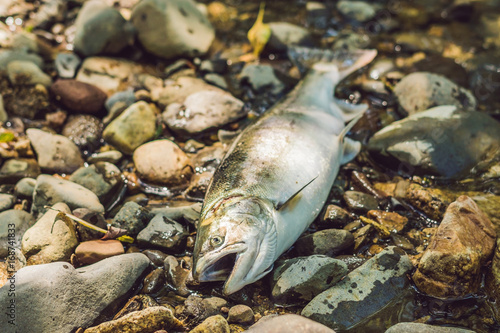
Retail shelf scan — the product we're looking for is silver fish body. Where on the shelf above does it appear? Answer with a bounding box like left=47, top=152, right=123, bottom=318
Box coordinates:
left=193, top=49, right=377, bottom=294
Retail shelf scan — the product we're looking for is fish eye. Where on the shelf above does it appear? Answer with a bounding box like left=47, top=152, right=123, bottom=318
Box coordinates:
left=210, top=236, right=224, bottom=247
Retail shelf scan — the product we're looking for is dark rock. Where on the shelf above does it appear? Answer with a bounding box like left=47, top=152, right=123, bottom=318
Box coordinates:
left=319, top=204, right=351, bottom=228
left=50, top=79, right=107, bottom=115
left=111, top=201, right=154, bottom=236
left=295, top=229, right=354, bottom=257
left=343, top=191, right=379, bottom=213
left=141, top=267, right=166, bottom=294
left=137, top=214, right=189, bottom=252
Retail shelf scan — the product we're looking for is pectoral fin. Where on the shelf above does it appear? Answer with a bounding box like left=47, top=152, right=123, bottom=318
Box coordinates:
left=276, top=176, right=318, bottom=210
left=333, top=98, right=369, bottom=122
left=338, top=112, right=363, bottom=164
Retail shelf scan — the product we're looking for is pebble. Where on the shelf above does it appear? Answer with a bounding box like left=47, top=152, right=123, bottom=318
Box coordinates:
left=183, top=295, right=228, bottom=322
left=0, top=193, right=14, bottom=211
left=131, top=0, right=215, bottom=59
left=0, top=253, right=150, bottom=333
left=163, top=89, right=245, bottom=135
left=164, top=255, right=191, bottom=296
left=2, top=81, right=50, bottom=119
left=74, top=239, right=125, bottom=265
left=143, top=249, right=168, bottom=267
left=332, top=32, right=371, bottom=51
left=111, top=201, right=154, bottom=236
left=367, top=210, right=408, bottom=233
left=105, top=90, right=136, bottom=113
left=203, top=73, right=228, bottom=90
left=7, top=60, right=52, bottom=87
left=61, top=114, right=103, bottom=151
left=26, top=128, right=84, bottom=174
left=319, top=204, right=352, bottom=228
left=0, top=50, right=43, bottom=71
left=0, top=209, right=34, bottom=257
left=69, top=162, right=123, bottom=205
left=337, top=1, right=377, bottom=22
left=149, top=202, right=202, bottom=225
left=141, top=267, right=166, bottom=294
left=73, top=208, right=108, bottom=242
left=14, top=177, right=37, bottom=199
left=55, top=53, right=81, bottom=79
left=248, top=314, right=335, bottom=333
left=74, top=0, right=135, bottom=57
left=413, top=196, right=496, bottom=298
left=306, top=2, right=329, bottom=29
left=343, top=191, right=379, bottom=213
left=302, top=247, right=413, bottom=331
left=394, top=72, right=476, bottom=115
left=137, top=214, right=189, bottom=252
left=267, top=22, right=312, bottom=52
left=271, top=255, right=348, bottom=305
left=294, top=229, right=354, bottom=257
left=0, top=158, right=40, bottom=184
left=191, top=314, right=229, bottom=333
left=21, top=202, right=78, bottom=265
left=385, top=322, right=475, bottom=333
left=155, top=76, right=218, bottom=106
left=102, top=101, right=157, bottom=155
left=133, top=139, right=193, bottom=186
left=227, top=305, right=254, bottom=324
left=32, top=174, right=105, bottom=216
left=240, top=64, right=285, bottom=95
left=50, top=79, right=108, bottom=115
left=87, top=150, right=123, bottom=165
left=395, top=33, right=445, bottom=54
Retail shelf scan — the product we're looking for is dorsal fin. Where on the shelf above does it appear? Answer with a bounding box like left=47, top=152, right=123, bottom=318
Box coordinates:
left=276, top=176, right=318, bottom=210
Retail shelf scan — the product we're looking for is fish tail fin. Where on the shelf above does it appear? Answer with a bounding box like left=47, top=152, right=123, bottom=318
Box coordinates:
left=338, top=112, right=364, bottom=164
left=288, top=46, right=377, bottom=78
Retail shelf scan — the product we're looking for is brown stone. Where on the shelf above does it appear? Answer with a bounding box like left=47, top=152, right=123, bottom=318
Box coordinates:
left=412, top=196, right=496, bottom=298
left=404, top=183, right=454, bottom=221
left=227, top=305, right=254, bottom=325
left=50, top=79, right=107, bottom=114
left=74, top=240, right=124, bottom=265
left=367, top=210, right=408, bottom=233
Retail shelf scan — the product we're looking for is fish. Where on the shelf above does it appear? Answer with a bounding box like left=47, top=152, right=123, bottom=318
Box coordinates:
left=192, top=48, right=378, bottom=295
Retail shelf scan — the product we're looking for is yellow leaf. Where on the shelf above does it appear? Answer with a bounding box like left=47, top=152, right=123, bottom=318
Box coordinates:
left=247, top=2, right=271, bottom=58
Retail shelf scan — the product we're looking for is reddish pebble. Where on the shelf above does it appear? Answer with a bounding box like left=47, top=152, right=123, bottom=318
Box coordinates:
left=74, top=239, right=124, bottom=265
left=50, top=79, right=107, bottom=114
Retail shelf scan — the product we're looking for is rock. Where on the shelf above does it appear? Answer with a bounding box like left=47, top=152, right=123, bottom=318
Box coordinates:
left=294, top=229, right=354, bottom=257
left=395, top=33, right=445, bottom=54
left=240, top=64, right=285, bottom=95
left=83, top=306, right=182, bottom=333
left=143, top=249, right=168, bottom=266
left=479, top=13, right=500, bottom=49
left=111, top=201, right=154, bottom=236
left=0, top=94, right=6, bottom=122
left=413, top=196, right=496, bottom=298
left=0, top=248, right=26, bottom=286
left=102, top=101, right=157, bottom=155
left=26, top=128, right=84, bottom=174
left=306, top=2, right=329, bottom=29
left=248, top=314, right=335, bottom=333
left=7, top=60, right=51, bottom=87
left=141, top=267, right=166, bottom=294
left=2, top=80, right=50, bottom=119
left=155, top=76, right=218, bottom=106
left=271, top=255, right=348, bottom=305
left=50, top=79, right=107, bottom=115
left=74, top=0, right=135, bottom=57
left=400, top=182, right=452, bottom=221
left=267, top=22, right=312, bottom=52
left=131, top=0, right=215, bottom=59
left=0, top=50, right=43, bottom=71
left=14, top=177, right=37, bottom=199
left=137, top=213, right=189, bottom=252
left=319, top=204, right=352, bottom=228
left=385, top=322, right=475, bottom=333
left=87, top=150, right=123, bottom=165
left=69, top=162, right=122, bottom=205
left=184, top=171, right=212, bottom=200
left=337, top=1, right=377, bottom=22
left=133, top=139, right=193, bottom=186
left=61, top=114, right=103, bottom=152
left=183, top=295, right=228, bottom=322
left=0, top=159, right=40, bottom=184
left=394, top=72, right=476, bottom=115
left=203, top=73, right=227, bottom=90
left=343, top=191, right=379, bottom=213
left=302, top=247, right=413, bottom=331
left=367, top=106, right=500, bottom=178
left=162, top=90, right=245, bottom=135
left=76, top=57, right=146, bottom=95
left=72, top=208, right=108, bottom=242
left=227, top=305, right=254, bottom=324
left=55, top=53, right=81, bottom=79
left=32, top=174, right=105, bottom=217
left=164, top=255, right=191, bottom=296
left=191, top=315, right=229, bottom=333
left=0, top=209, right=34, bottom=258
left=21, top=202, right=78, bottom=265
left=0, top=194, right=14, bottom=211
left=149, top=202, right=202, bottom=225
left=367, top=210, right=408, bottom=233
left=0, top=253, right=150, bottom=333
left=74, top=240, right=124, bottom=265
left=105, top=90, right=136, bottom=114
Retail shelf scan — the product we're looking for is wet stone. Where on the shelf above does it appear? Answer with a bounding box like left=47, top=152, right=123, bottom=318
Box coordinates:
left=137, top=214, right=189, bottom=252
left=319, top=204, right=352, bottom=228
left=0, top=209, right=34, bottom=257
left=367, top=210, right=408, bottom=233
left=271, top=255, right=348, bottom=305
left=51, top=79, right=107, bottom=115
left=227, top=304, right=254, bottom=325
left=55, top=53, right=81, bottom=79
left=240, top=64, right=285, bottom=95
left=164, top=255, right=191, bottom=296
left=343, top=190, right=379, bottom=213
left=302, top=247, right=413, bottom=331
left=142, top=249, right=168, bottom=267
left=74, top=239, right=124, bottom=265
left=183, top=295, right=228, bottom=322
left=0, top=253, right=150, bottom=333
left=32, top=174, right=105, bottom=217
left=191, top=314, right=229, bottom=333
left=0, top=158, right=40, bottom=184
left=27, top=128, right=84, bottom=174
left=141, top=267, right=166, bottom=294
left=14, top=177, right=37, bottom=199
left=413, top=196, right=496, bottom=298
left=294, top=229, right=354, bottom=257
left=61, top=114, right=103, bottom=152
left=111, top=201, right=154, bottom=236
left=247, top=314, right=335, bottom=333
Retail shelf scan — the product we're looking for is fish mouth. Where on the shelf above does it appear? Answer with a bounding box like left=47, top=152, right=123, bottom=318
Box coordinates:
left=195, top=242, right=246, bottom=282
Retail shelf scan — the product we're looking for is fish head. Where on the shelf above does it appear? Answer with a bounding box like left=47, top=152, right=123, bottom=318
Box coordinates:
left=193, top=196, right=277, bottom=295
